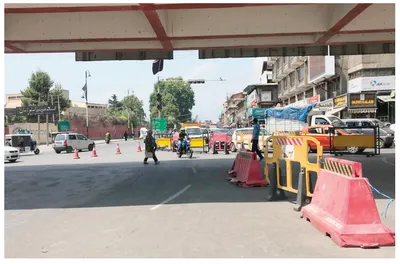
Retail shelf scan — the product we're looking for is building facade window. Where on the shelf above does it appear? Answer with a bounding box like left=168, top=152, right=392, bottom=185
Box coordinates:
left=348, top=68, right=395, bottom=80
left=289, top=72, right=295, bottom=87
left=305, top=88, right=313, bottom=98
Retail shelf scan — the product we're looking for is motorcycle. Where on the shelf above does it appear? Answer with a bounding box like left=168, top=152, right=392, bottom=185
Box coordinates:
left=105, top=137, right=111, bottom=144
left=176, top=136, right=193, bottom=158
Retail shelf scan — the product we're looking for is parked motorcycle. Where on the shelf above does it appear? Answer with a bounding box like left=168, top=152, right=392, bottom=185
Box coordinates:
left=176, top=136, right=193, bottom=158
left=105, top=137, right=111, bottom=144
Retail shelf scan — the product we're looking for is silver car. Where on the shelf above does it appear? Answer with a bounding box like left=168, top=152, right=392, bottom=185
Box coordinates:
left=342, top=119, right=394, bottom=148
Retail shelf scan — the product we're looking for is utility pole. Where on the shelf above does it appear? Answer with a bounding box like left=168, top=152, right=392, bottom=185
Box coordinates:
left=157, top=75, right=161, bottom=118
left=85, top=71, right=89, bottom=137
left=82, top=70, right=91, bottom=137
left=51, top=94, right=55, bottom=123
left=57, top=94, right=61, bottom=122
left=127, top=89, right=130, bottom=132
left=37, top=94, right=41, bottom=145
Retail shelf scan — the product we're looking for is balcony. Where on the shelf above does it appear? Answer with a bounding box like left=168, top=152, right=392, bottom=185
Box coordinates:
left=290, top=56, right=307, bottom=68
left=267, top=57, right=278, bottom=63
left=282, top=60, right=294, bottom=75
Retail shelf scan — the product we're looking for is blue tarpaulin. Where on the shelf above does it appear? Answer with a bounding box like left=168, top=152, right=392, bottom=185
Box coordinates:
left=265, top=103, right=317, bottom=123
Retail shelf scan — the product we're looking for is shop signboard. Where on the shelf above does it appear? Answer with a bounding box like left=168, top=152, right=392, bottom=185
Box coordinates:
left=348, top=76, right=395, bottom=93
left=306, top=95, right=320, bottom=104
left=318, top=98, right=333, bottom=111
left=251, top=108, right=266, bottom=120
left=348, top=93, right=377, bottom=108
left=333, top=94, right=347, bottom=108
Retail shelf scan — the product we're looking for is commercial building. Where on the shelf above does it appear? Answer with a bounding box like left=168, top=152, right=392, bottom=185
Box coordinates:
left=221, top=92, right=246, bottom=127
left=269, top=54, right=395, bottom=123
left=64, top=101, right=108, bottom=118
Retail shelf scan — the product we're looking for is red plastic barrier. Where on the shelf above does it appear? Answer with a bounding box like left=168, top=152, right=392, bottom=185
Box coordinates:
left=226, top=151, right=268, bottom=187
left=301, top=158, right=395, bottom=248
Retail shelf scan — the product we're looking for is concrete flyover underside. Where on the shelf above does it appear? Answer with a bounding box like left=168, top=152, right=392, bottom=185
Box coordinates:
left=4, top=3, right=395, bottom=57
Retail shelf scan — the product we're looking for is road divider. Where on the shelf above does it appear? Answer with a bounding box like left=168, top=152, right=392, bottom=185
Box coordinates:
left=226, top=151, right=268, bottom=187
left=301, top=157, right=395, bottom=248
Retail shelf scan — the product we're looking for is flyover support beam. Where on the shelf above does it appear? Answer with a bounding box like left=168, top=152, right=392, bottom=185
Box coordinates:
left=316, top=4, right=372, bottom=44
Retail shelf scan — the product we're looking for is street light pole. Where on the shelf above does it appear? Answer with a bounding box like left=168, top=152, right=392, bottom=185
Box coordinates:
left=84, top=70, right=91, bottom=138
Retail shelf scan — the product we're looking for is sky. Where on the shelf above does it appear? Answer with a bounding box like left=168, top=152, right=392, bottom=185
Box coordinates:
left=4, top=51, right=266, bottom=122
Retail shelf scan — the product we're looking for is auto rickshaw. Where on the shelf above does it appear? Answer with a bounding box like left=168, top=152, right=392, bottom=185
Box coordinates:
left=5, top=134, right=40, bottom=155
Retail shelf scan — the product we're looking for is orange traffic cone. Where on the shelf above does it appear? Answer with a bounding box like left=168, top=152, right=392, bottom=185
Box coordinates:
left=91, top=144, right=98, bottom=157
left=73, top=147, right=80, bottom=159
left=137, top=140, right=142, bottom=152
left=116, top=143, right=121, bottom=155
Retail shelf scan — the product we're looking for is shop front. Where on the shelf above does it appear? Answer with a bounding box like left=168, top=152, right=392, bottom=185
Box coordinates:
left=318, top=98, right=333, bottom=113
left=326, top=94, right=349, bottom=118
left=347, top=92, right=377, bottom=119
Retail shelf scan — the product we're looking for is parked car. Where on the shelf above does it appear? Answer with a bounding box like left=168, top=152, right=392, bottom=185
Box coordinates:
left=4, top=145, right=20, bottom=163
left=342, top=119, right=394, bottom=148
left=300, top=125, right=363, bottom=154
left=53, top=133, right=95, bottom=154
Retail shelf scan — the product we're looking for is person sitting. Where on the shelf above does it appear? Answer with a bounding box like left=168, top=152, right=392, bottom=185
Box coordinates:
left=178, top=128, right=187, bottom=153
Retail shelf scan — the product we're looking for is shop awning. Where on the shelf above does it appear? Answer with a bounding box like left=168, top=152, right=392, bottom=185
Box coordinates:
left=377, top=96, right=395, bottom=103
left=347, top=108, right=377, bottom=114
left=326, top=106, right=346, bottom=115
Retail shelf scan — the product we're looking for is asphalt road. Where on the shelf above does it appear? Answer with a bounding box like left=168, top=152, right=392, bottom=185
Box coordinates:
left=4, top=140, right=396, bottom=258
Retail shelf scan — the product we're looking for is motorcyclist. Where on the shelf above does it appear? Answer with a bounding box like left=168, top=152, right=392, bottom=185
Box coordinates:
left=105, top=131, right=111, bottom=143
left=178, top=128, right=187, bottom=153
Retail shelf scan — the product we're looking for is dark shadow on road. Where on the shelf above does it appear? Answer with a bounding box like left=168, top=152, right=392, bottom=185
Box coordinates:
left=5, top=153, right=395, bottom=210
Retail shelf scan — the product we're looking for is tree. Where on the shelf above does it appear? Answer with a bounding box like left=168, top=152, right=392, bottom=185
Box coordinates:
left=108, top=94, right=123, bottom=115
left=121, top=94, right=146, bottom=129
left=21, top=70, right=54, bottom=107
left=106, top=94, right=146, bottom=128
left=17, top=70, right=71, bottom=122
left=149, top=77, right=195, bottom=125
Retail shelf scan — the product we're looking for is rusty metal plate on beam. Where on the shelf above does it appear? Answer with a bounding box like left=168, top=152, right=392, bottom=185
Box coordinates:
left=198, top=46, right=328, bottom=59
left=75, top=51, right=173, bottom=61
left=329, top=43, right=395, bottom=55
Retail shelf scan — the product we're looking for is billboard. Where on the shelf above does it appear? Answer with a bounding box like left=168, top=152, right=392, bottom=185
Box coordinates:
left=308, top=56, right=335, bottom=83
left=16, top=106, right=58, bottom=116
left=247, top=90, right=257, bottom=108
left=348, top=76, right=395, bottom=93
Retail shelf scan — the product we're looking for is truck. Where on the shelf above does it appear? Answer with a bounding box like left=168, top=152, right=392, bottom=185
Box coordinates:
left=264, top=103, right=347, bottom=135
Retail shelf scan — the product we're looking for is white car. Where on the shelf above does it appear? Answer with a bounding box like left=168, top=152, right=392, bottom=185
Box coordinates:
left=231, top=127, right=267, bottom=151
left=4, top=146, right=20, bottom=163
left=53, top=133, right=95, bottom=154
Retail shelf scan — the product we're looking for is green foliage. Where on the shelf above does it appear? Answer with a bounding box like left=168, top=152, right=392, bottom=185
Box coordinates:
left=20, top=71, right=71, bottom=110
left=108, top=94, right=123, bottom=114
left=107, top=93, right=146, bottom=128
left=149, top=77, right=195, bottom=125
left=122, top=95, right=146, bottom=129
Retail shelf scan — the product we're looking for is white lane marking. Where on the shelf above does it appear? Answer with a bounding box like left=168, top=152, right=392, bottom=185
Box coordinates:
left=192, top=167, right=197, bottom=173
left=150, top=185, right=192, bottom=211
left=381, top=156, right=395, bottom=167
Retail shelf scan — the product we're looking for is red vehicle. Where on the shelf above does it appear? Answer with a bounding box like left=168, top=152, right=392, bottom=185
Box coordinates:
left=208, top=128, right=232, bottom=154
left=171, top=132, right=179, bottom=152
left=300, top=125, right=363, bottom=154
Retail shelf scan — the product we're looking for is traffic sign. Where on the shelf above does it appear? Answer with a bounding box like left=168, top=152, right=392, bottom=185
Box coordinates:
left=151, top=118, right=167, bottom=132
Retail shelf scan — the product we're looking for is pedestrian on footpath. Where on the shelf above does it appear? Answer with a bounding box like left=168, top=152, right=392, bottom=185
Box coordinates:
left=251, top=118, right=264, bottom=161
left=143, top=130, right=160, bottom=165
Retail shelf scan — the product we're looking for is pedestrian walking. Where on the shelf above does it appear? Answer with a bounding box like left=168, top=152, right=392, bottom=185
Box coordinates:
left=251, top=118, right=264, bottom=161
left=143, top=130, right=160, bottom=165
